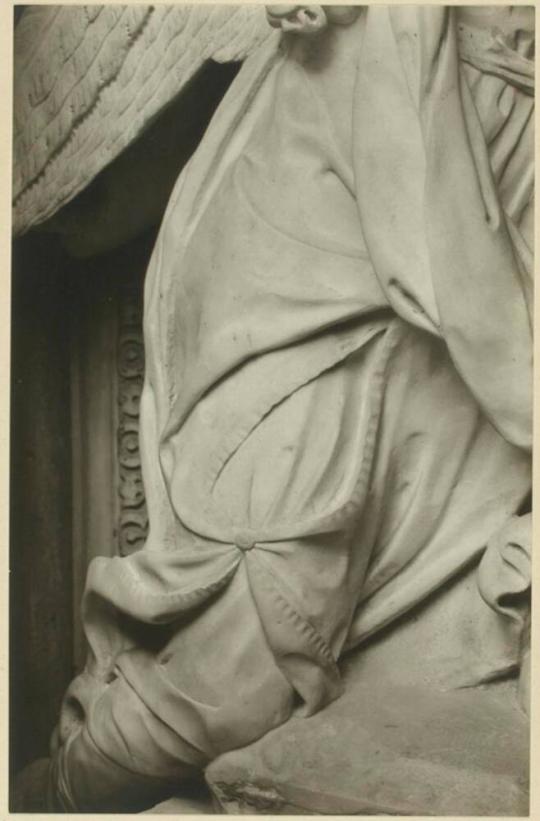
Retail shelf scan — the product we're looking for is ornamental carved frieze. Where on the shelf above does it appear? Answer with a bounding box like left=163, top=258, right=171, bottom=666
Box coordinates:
left=117, top=280, right=148, bottom=555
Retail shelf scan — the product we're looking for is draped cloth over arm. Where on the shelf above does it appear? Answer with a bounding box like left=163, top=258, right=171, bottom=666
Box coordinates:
left=354, top=6, right=533, bottom=450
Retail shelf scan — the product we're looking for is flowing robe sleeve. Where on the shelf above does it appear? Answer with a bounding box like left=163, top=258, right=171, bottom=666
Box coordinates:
left=354, top=6, right=533, bottom=451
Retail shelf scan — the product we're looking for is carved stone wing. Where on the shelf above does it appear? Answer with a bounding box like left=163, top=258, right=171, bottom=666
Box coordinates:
left=13, top=4, right=270, bottom=235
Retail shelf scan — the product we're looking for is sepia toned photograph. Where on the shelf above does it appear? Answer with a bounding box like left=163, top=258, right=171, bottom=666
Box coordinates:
left=9, top=3, right=533, bottom=814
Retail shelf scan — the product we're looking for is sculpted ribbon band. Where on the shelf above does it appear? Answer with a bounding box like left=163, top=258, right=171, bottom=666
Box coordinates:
left=49, top=6, right=533, bottom=811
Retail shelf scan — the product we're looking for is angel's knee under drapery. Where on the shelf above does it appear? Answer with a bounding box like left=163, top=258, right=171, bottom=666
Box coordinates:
left=51, top=321, right=530, bottom=811
left=49, top=5, right=533, bottom=812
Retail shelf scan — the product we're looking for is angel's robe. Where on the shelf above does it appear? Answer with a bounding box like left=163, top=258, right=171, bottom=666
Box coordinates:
left=50, top=6, right=533, bottom=811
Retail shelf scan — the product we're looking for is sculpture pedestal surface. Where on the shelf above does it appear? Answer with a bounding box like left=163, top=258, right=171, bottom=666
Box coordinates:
left=206, top=678, right=526, bottom=815
left=202, top=563, right=528, bottom=815
left=145, top=563, right=529, bottom=816
left=146, top=677, right=527, bottom=817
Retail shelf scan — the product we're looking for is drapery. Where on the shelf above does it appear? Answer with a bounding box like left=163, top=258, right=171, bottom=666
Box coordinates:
left=50, top=7, right=533, bottom=811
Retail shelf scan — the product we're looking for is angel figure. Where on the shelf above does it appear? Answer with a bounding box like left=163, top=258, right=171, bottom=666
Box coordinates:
left=12, top=4, right=533, bottom=814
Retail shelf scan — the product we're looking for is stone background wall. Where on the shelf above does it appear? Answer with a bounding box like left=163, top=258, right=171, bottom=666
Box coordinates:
left=10, top=57, right=239, bottom=777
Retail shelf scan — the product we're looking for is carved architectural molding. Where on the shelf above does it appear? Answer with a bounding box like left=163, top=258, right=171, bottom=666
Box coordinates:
left=117, top=280, right=148, bottom=556
left=69, top=233, right=155, bottom=668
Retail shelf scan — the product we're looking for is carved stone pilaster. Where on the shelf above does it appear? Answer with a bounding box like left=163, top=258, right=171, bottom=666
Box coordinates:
left=117, top=282, right=148, bottom=555
left=69, top=234, right=155, bottom=669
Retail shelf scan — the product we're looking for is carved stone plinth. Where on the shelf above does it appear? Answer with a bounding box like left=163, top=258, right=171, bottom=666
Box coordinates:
left=207, top=679, right=527, bottom=816
left=205, top=563, right=529, bottom=816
